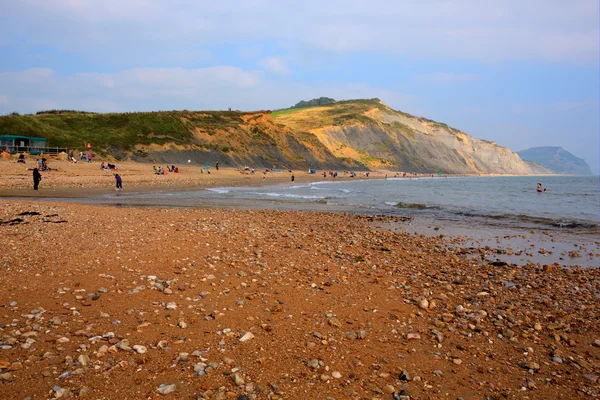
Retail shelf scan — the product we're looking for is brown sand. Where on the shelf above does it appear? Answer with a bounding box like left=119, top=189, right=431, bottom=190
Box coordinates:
left=0, top=155, right=598, bottom=399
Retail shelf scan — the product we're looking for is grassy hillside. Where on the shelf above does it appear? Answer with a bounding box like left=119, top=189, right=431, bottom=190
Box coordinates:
left=0, top=99, right=539, bottom=174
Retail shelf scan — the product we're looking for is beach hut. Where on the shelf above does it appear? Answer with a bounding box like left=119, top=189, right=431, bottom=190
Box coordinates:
left=0, top=135, right=47, bottom=155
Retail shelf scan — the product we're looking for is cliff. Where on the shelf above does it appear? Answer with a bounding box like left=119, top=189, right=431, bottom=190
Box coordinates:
left=518, top=147, right=593, bottom=175
left=0, top=99, right=549, bottom=174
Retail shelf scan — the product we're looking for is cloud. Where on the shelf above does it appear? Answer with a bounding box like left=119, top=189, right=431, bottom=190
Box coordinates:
left=258, top=57, right=290, bottom=75
left=2, top=0, right=598, bottom=64
left=0, top=67, right=417, bottom=114
left=416, top=73, right=480, bottom=84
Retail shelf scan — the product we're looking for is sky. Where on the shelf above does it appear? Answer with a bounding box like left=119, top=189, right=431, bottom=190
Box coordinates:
left=1, top=0, right=599, bottom=173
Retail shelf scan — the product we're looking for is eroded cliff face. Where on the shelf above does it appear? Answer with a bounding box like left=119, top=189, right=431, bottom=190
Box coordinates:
left=279, top=102, right=550, bottom=174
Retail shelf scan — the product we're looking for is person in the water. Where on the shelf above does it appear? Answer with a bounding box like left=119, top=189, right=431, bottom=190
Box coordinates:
left=537, top=183, right=543, bottom=192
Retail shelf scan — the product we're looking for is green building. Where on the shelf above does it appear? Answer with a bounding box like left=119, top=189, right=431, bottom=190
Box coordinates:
left=0, top=135, right=47, bottom=155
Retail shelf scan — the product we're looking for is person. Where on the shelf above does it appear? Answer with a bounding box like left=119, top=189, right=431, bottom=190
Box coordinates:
left=543, top=188, right=547, bottom=192
left=216, top=162, right=219, bottom=170
left=537, top=183, right=543, bottom=193
left=114, top=174, right=122, bottom=191
left=17, top=153, right=25, bottom=163
left=33, top=168, right=41, bottom=190
left=291, top=174, right=295, bottom=185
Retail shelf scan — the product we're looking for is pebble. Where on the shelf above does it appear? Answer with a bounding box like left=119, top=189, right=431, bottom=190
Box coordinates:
left=239, top=332, right=254, bottom=342
left=232, top=372, right=245, bottom=386
left=307, top=359, right=320, bottom=369
left=156, top=383, right=176, bottom=395
left=331, top=371, right=342, bottom=379
left=133, top=345, right=147, bottom=354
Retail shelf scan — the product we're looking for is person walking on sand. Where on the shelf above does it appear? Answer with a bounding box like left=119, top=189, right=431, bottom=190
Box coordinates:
left=33, top=168, right=42, bottom=190
left=291, top=174, right=295, bottom=185
left=114, top=174, right=122, bottom=191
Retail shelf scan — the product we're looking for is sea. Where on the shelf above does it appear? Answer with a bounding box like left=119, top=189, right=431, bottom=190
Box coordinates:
left=18, top=175, right=600, bottom=267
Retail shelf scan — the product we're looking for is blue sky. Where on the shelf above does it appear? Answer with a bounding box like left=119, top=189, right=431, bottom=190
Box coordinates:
left=1, top=0, right=599, bottom=173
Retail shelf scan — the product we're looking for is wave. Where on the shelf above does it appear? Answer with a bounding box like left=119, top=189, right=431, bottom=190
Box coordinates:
left=245, top=192, right=326, bottom=200
left=206, top=188, right=230, bottom=194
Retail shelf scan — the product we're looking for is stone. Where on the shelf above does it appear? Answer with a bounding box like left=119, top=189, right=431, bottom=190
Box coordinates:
left=432, top=370, right=443, bottom=376
left=239, top=332, right=254, bottom=342
left=133, top=345, right=147, bottom=354
left=156, top=384, right=176, bottom=395
left=582, top=374, right=598, bottom=384
left=233, top=372, right=245, bottom=386
left=453, top=358, right=463, bottom=365
left=592, top=339, right=600, bottom=348
left=331, top=371, right=342, bottom=379
left=328, top=318, right=342, bottom=328
left=165, top=302, right=177, bottom=310
left=307, top=359, right=319, bottom=369
left=177, top=321, right=188, bottom=329
left=77, top=354, right=90, bottom=367
left=417, top=298, right=429, bottom=310
left=383, top=385, right=395, bottom=394
left=502, top=329, right=516, bottom=339
left=407, top=333, right=421, bottom=340
left=399, top=370, right=411, bottom=381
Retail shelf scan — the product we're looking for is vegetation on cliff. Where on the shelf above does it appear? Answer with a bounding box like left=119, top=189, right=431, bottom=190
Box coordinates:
left=0, top=99, right=547, bottom=174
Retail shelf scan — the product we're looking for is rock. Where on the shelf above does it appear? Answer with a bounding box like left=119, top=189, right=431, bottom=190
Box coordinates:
left=432, top=370, right=443, bottom=376
left=307, top=359, right=320, bottom=369
left=239, top=332, right=254, bottom=342
left=592, top=339, right=600, bottom=347
left=133, top=345, right=147, bottom=354
left=332, top=371, right=342, bottom=379
left=328, top=318, right=342, bottom=328
left=452, top=358, right=463, bottom=365
left=520, top=361, right=540, bottom=371
left=417, top=298, right=429, bottom=310
left=502, top=329, right=516, bottom=339
left=177, top=321, right=188, bottom=329
left=156, top=383, right=176, bottom=395
left=534, top=323, right=542, bottom=331
left=232, top=372, right=245, bottom=386
left=357, top=329, right=366, bottom=339
left=552, top=357, right=563, bottom=364
left=399, top=370, right=411, bottom=381
left=77, top=354, right=90, bottom=367
left=165, top=302, right=177, bottom=310
left=406, top=333, right=421, bottom=340
left=582, top=374, right=598, bottom=384
left=383, top=385, right=395, bottom=394
left=56, top=337, right=70, bottom=344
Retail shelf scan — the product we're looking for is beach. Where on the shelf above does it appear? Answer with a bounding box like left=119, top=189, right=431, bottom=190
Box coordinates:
left=0, top=156, right=599, bottom=399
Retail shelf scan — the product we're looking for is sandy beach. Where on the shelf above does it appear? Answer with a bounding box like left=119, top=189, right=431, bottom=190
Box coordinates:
left=0, top=155, right=599, bottom=399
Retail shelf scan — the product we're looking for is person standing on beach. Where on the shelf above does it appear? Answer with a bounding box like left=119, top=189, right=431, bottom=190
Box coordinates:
left=216, top=162, right=219, bottom=171
left=291, top=174, right=295, bottom=185
left=114, top=174, right=122, bottom=191
left=33, top=168, right=42, bottom=190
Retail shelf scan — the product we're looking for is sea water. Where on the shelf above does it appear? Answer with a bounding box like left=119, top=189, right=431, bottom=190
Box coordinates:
left=201, top=175, right=600, bottom=230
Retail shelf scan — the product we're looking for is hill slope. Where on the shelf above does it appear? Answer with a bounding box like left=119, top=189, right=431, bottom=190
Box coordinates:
left=273, top=99, right=549, bottom=174
left=0, top=100, right=551, bottom=174
left=518, top=147, right=593, bottom=175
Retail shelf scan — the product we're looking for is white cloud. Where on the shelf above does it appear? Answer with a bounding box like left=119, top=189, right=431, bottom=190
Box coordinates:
left=259, top=57, right=290, bottom=75
left=2, top=0, right=598, bottom=64
left=0, top=67, right=416, bottom=114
